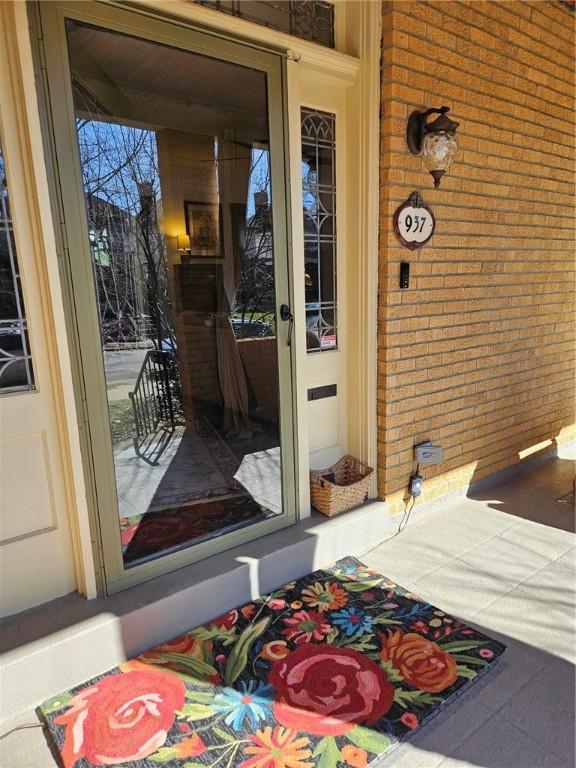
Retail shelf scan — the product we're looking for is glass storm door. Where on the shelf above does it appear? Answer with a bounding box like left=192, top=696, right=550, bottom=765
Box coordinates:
left=41, top=2, right=296, bottom=592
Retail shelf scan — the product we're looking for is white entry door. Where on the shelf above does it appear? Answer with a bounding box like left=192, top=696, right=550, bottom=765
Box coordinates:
left=0, top=14, right=77, bottom=616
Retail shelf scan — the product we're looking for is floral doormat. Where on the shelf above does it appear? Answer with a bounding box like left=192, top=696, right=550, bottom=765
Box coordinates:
left=40, top=557, right=506, bottom=768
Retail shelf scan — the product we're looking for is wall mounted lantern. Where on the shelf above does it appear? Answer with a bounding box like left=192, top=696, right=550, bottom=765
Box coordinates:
left=407, top=106, right=459, bottom=188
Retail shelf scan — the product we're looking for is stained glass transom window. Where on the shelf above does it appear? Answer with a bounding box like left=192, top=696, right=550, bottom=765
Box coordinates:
left=0, top=135, right=35, bottom=393
left=301, top=107, right=336, bottom=352
left=196, top=1, right=334, bottom=48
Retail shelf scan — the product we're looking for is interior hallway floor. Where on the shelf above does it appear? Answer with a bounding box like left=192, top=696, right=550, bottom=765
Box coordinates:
left=1, top=446, right=574, bottom=768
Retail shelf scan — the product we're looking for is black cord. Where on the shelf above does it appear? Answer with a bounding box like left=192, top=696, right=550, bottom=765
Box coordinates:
left=0, top=723, right=44, bottom=740
left=362, top=465, right=420, bottom=556
left=397, top=495, right=416, bottom=534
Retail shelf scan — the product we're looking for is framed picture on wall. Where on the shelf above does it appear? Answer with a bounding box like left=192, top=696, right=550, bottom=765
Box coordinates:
left=184, top=200, right=221, bottom=258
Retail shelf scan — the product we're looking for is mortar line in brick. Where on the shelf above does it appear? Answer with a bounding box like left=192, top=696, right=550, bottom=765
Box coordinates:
left=381, top=358, right=575, bottom=388
left=435, top=2, right=575, bottom=71
left=382, top=378, right=571, bottom=426
left=380, top=398, right=570, bottom=436
left=387, top=431, right=571, bottom=479
left=380, top=152, right=575, bottom=188
left=387, top=408, right=574, bottom=449
left=378, top=332, right=573, bottom=359
left=380, top=191, right=575, bottom=217
left=384, top=417, right=571, bottom=460
left=384, top=234, right=575, bottom=247
left=383, top=401, right=573, bottom=435
left=383, top=345, right=575, bottom=378
left=379, top=183, right=575, bottom=210
left=383, top=7, right=576, bottom=87
left=378, top=171, right=575, bottom=201
left=384, top=378, right=575, bottom=418
left=384, top=374, right=574, bottom=417
left=386, top=360, right=572, bottom=402
left=379, top=412, right=574, bottom=443
left=395, top=0, right=575, bottom=57
left=380, top=79, right=576, bottom=139
left=381, top=196, right=576, bottom=213
left=380, top=39, right=575, bottom=97
left=536, top=1, right=575, bottom=30
left=385, top=409, right=569, bottom=440
left=383, top=317, right=575, bottom=341
left=384, top=307, right=574, bottom=328
left=385, top=156, right=576, bottom=183
left=388, top=434, right=572, bottom=484
left=386, top=261, right=575, bottom=272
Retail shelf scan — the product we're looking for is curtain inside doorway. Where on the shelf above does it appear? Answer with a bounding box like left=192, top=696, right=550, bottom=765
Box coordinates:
left=216, top=132, right=252, bottom=438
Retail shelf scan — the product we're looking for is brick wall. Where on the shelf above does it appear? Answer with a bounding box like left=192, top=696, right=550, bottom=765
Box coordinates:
left=378, top=0, right=575, bottom=510
left=173, top=264, right=221, bottom=417
left=157, top=130, right=221, bottom=420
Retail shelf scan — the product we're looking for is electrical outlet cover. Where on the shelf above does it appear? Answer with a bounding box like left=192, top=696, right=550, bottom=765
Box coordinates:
left=414, top=443, right=443, bottom=464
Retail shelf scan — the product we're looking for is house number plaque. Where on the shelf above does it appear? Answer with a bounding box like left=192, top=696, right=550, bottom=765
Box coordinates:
left=393, top=191, right=435, bottom=250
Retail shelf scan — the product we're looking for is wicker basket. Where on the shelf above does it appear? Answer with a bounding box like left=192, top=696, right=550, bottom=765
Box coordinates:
left=310, top=455, right=374, bottom=518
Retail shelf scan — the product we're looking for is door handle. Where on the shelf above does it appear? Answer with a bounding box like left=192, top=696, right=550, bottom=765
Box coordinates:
left=279, top=304, right=294, bottom=346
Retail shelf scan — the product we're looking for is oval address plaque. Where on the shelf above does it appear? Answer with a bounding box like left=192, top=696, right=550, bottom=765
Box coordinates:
left=393, top=191, right=435, bottom=250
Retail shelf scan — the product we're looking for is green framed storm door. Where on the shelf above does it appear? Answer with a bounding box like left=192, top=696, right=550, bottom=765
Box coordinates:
left=40, top=2, right=297, bottom=593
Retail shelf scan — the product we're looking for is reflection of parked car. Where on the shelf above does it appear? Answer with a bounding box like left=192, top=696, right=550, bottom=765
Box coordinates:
left=159, top=338, right=176, bottom=354
left=230, top=317, right=274, bottom=339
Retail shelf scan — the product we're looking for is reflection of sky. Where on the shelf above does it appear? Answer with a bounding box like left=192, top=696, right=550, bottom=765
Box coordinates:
left=0, top=141, right=6, bottom=188
left=78, top=120, right=273, bottom=220
left=77, top=120, right=159, bottom=213
left=302, top=161, right=316, bottom=212
left=246, top=148, right=271, bottom=218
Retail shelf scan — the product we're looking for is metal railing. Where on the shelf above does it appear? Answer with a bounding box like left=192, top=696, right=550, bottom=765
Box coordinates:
left=128, top=349, right=176, bottom=464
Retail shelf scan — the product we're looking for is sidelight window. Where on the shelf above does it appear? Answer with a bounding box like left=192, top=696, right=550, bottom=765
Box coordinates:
left=0, top=136, right=35, bottom=393
left=301, top=107, right=337, bottom=352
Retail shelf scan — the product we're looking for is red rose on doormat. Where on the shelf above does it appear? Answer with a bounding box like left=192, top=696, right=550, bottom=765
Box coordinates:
left=54, top=669, right=186, bottom=767
left=269, top=643, right=394, bottom=736
left=143, top=634, right=201, bottom=656
left=138, top=635, right=219, bottom=681
left=210, top=609, right=239, bottom=629
left=380, top=630, right=458, bottom=693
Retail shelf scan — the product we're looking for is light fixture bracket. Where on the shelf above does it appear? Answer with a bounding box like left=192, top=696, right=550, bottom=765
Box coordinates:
left=406, top=106, right=459, bottom=155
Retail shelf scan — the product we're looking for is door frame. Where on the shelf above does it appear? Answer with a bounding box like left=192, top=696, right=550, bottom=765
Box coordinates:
left=37, top=0, right=299, bottom=593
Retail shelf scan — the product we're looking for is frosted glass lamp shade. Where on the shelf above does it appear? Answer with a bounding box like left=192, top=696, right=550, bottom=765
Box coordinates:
left=421, top=131, right=458, bottom=187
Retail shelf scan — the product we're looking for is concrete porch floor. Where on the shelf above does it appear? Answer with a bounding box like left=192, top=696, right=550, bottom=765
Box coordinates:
left=1, top=448, right=574, bottom=768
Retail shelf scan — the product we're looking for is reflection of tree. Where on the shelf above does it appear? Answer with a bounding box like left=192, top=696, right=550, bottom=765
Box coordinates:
left=234, top=150, right=276, bottom=333
left=135, top=181, right=173, bottom=351
left=75, top=88, right=175, bottom=351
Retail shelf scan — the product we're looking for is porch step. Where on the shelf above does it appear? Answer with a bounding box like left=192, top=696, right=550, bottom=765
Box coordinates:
left=0, top=501, right=392, bottom=722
